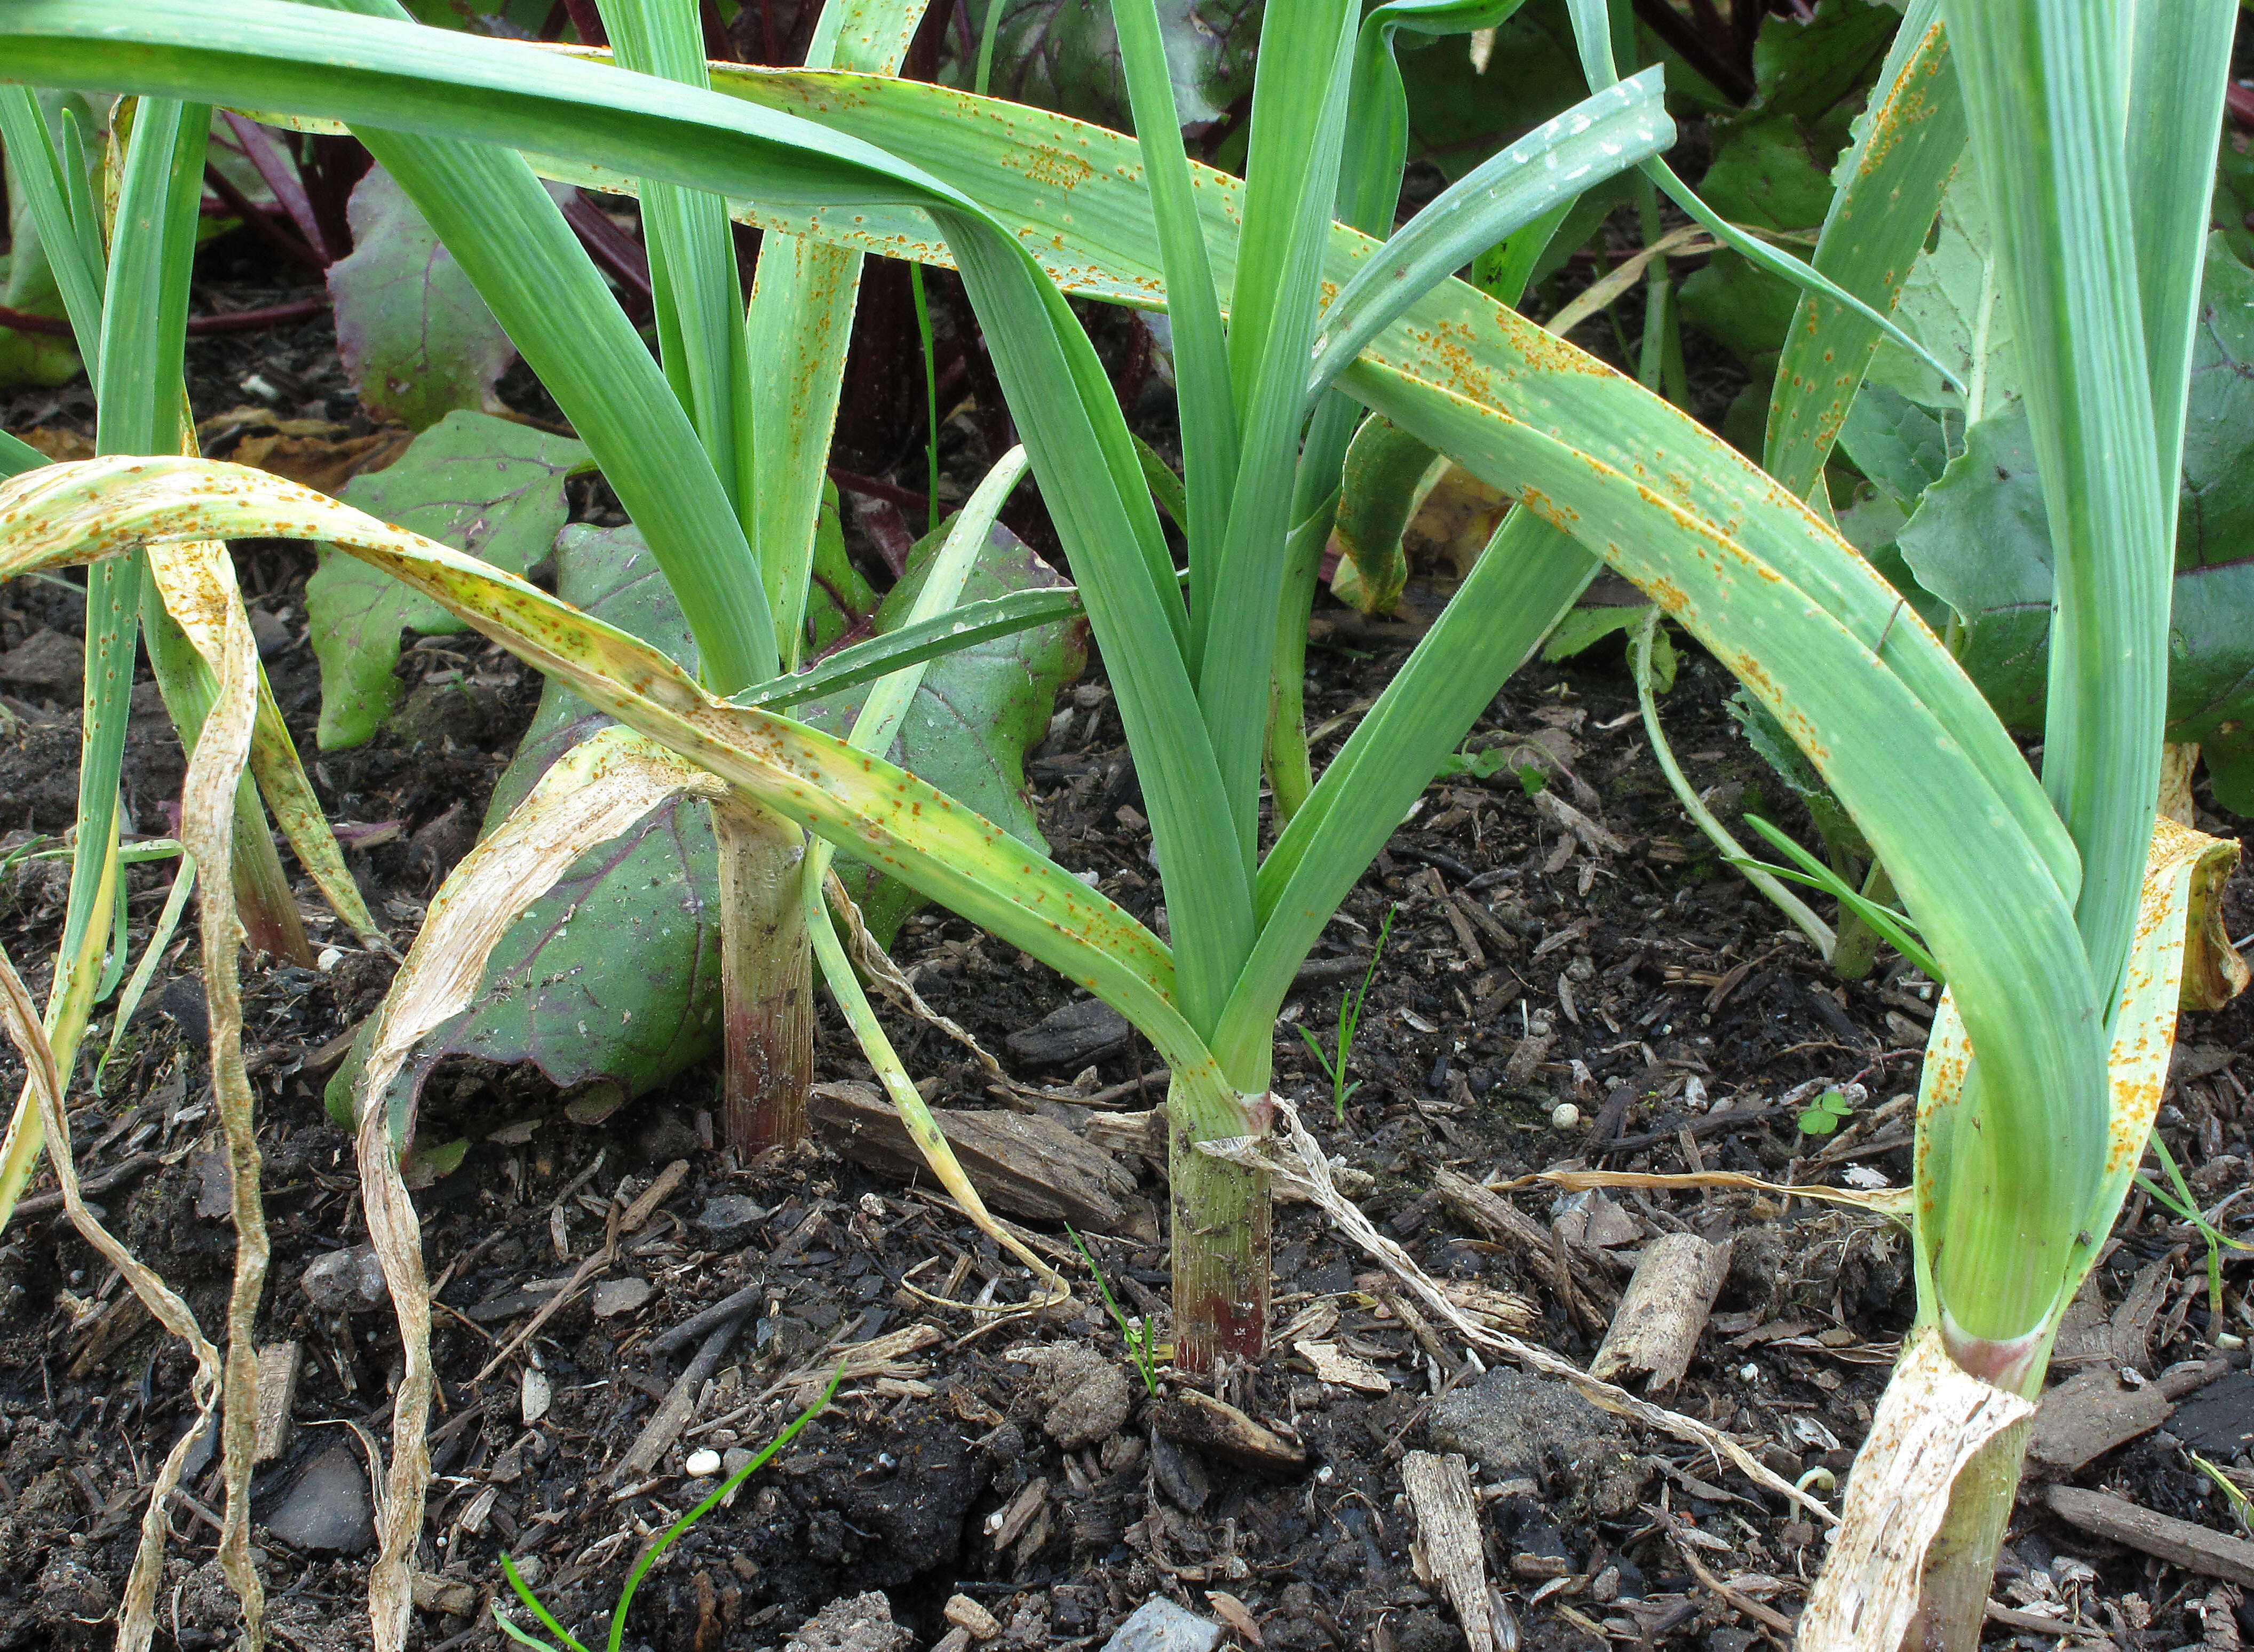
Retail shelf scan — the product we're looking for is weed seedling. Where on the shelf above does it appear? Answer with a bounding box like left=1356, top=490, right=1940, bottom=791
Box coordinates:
left=2190, top=1452, right=2253, bottom=1534
left=2136, top=1131, right=2250, bottom=1335
left=1297, top=906, right=1395, bottom=1122
left=1433, top=747, right=1546, bottom=796
left=1796, top=1089, right=1854, bottom=1137
left=494, top=1367, right=843, bottom=1651
left=1068, top=1223, right=1160, bottom=1395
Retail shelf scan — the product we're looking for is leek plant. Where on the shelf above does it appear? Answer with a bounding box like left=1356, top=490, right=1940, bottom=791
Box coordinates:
left=0, top=89, right=381, bottom=1227
left=2, top=4, right=2247, bottom=1642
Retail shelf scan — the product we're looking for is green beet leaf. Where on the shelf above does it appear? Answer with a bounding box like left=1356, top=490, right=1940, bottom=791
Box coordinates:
left=305, top=410, right=592, bottom=749
left=1894, top=240, right=2254, bottom=809
left=1863, top=161, right=2022, bottom=419
left=340, top=504, right=1086, bottom=1123
left=947, top=0, right=1259, bottom=129
left=326, top=163, right=525, bottom=430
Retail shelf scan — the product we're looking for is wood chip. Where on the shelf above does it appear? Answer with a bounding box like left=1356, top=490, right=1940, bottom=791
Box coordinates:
left=1535, top=790, right=1627, bottom=855
left=1151, top=1391, right=1309, bottom=1478
left=2044, top=1486, right=2254, bottom=1586
left=1403, top=1451, right=1503, bottom=1652
left=1589, top=1232, right=1732, bottom=1394
left=772, top=1322, right=942, bottom=1408
left=2028, top=1368, right=2174, bottom=1475
left=520, top=1367, right=551, bottom=1427
left=619, top=1159, right=688, bottom=1234
left=811, top=1082, right=1147, bottom=1235
left=943, top=1593, right=1001, bottom=1641
left=611, top=1315, right=745, bottom=1485
left=1205, top=1590, right=1265, bottom=1647
left=254, top=1341, right=302, bottom=1464
left=2108, top=1258, right=2172, bottom=1372
left=1295, top=1339, right=1391, bottom=1393
left=988, top=1476, right=1047, bottom=1550
left=1502, top=1031, right=1554, bottom=1090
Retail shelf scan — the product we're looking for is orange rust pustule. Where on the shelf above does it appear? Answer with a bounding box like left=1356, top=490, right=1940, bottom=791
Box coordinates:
left=1515, top=487, right=1578, bottom=531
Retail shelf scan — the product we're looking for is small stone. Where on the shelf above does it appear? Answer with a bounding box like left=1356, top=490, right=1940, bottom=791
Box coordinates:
left=1426, top=1367, right=1645, bottom=1517
left=247, top=606, right=293, bottom=659
left=1033, top=1345, right=1132, bottom=1449
left=300, top=1245, right=387, bottom=1314
left=592, top=1276, right=653, bottom=1319
left=1100, top=1597, right=1224, bottom=1652
left=1550, top=1102, right=1581, bottom=1130
left=783, top=1590, right=911, bottom=1652
left=194, top=1151, right=232, bottom=1219
left=316, top=946, right=344, bottom=973
left=944, top=1593, right=1002, bottom=1640
left=265, top=1447, right=375, bottom=1554
left=722, top=1446, right=754, bottom=1477
left=0, top=628, right=83, bottom=687
left=685, top=1448, right=722, bottom=1478
left=412, top=1572, right=479, bottom=1617
left=1005, top=997, right=1132, bottom=1068
left=697, top=1194, right=767, bottom=1246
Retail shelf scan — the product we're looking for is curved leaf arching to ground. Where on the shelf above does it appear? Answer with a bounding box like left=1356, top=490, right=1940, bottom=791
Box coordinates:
left=0, top=454, right=1224, bottom=1097
left=1, top=0, right=2155, bottom=1399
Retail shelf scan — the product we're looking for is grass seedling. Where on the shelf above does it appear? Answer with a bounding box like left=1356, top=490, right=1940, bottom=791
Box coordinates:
left=1067, top=1223, right=1159, bottom=1395
left=494, top=1366, right=843, bottom=1652
left=1727, top=813, right=1944, bottom=985
left=1297, top=906, right=1394, bottom=1122
left=2136, top=1131, right=2251, bottom=1338
left=2189, top=1452, right=2253, bottom=1535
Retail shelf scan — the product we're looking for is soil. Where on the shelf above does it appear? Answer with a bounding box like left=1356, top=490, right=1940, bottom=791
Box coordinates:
left=3, top=196, right=2252, bottom=1652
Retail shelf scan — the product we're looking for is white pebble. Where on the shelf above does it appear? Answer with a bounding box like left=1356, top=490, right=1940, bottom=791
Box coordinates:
left=685, top=1448, right=722, bottom=1478
left=1549, top=1103, right=1581, bottom=1130
left=316, top=947, right=344, bottom=972
left=1739, top=1363, right=1760, bottom=1383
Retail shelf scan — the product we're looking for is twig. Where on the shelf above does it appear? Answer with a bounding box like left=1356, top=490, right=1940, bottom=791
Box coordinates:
left=611, top=1313, right=753, bottom=1485
left=1672, top=1529, right=1797, bottom=1635
left=649, top=1284, right=764, bottom=1358
left=6, top=1150, right=162, bottom=1223
left=471, top=1242, right=612, bottom=1385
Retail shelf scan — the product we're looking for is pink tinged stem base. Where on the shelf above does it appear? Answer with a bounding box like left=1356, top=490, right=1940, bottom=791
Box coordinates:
left=712, top=795, right=814, bottom=1156
left=1166, top=1084, right=1272, bottom=1372
left=229, top=785, right=312, bottom=967
left=1906, top=1313, right=2052, bottom=1650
